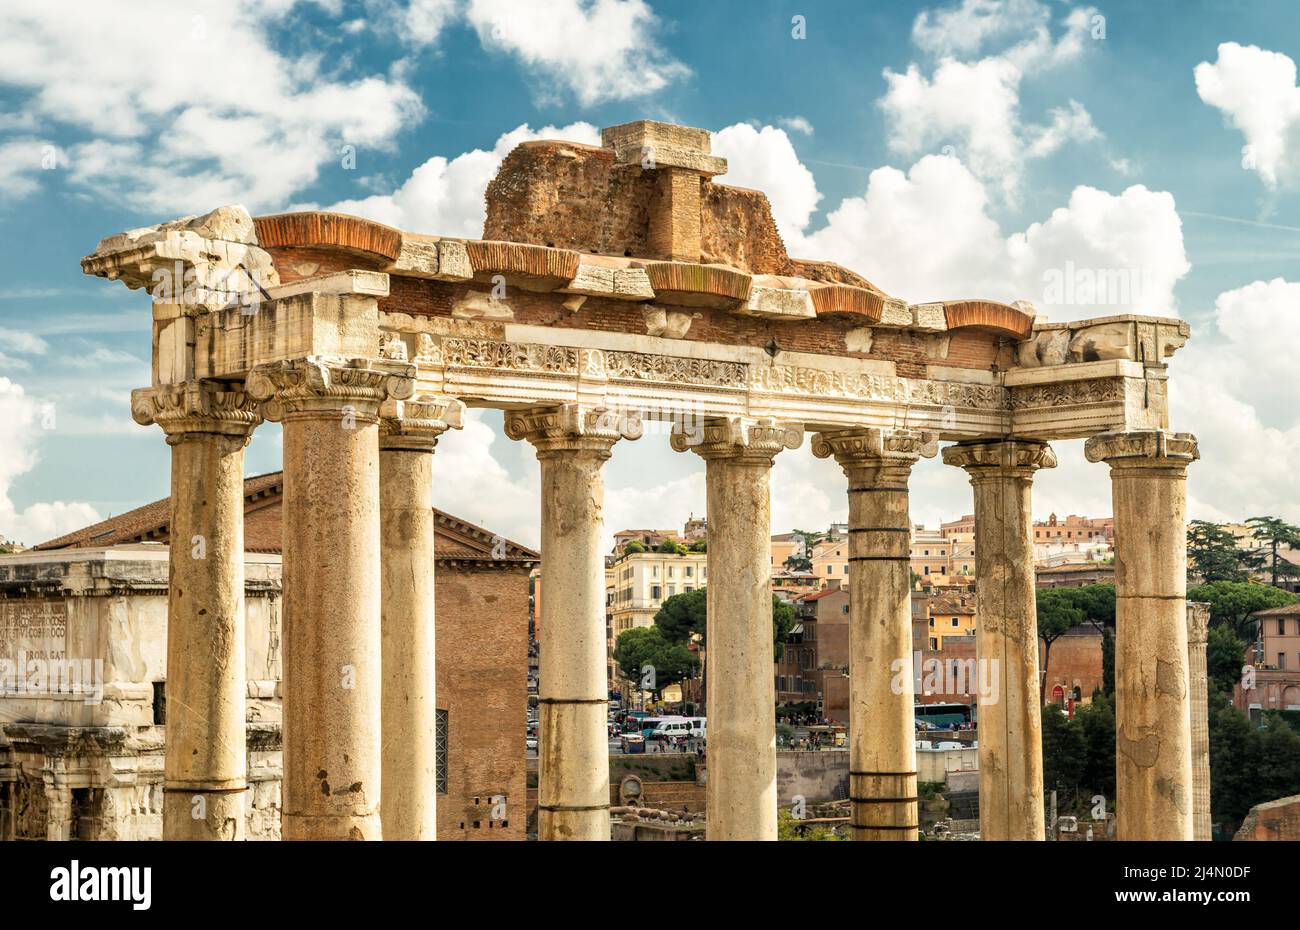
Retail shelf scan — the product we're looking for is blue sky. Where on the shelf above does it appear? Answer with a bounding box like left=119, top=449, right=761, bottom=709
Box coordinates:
left=1, top=0, right=1298, bottom=548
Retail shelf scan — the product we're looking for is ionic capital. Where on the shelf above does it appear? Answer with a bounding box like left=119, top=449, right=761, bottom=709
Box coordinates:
left=379, top=395, right=465, bottom=453
left=671, top=416, right=803, bottom=465
left=505, top=403, right=642, bottom=458
left=1084, top=430, right=1199, bottom=469
left=811, top=427, right=937, bottom=468
left=941, top=439, right=1057, bottom=478
left=131, top=381, right=261, bottom=447
left=245, top=356, right=416, bottom=424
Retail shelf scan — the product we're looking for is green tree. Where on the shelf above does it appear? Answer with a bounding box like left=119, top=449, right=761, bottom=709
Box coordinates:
left=1206, top=625, right=1246, bottom=694
left=1076, top=692, right=1116, bottom=798
left=623, top=541, right=646, bottom=555
left=1245, top=516, right=1300, bottom=587
left=1036, top=588, right=1085, bottom=702
left=655, top=538, right=686, bottom=554
left=1100, top=627, right=1115, bottom=696
left=1188, top=581, right=1296, bottom=638
left=777, top=808, right=843, bottom=841
left=1187, top=520, right=1248, bottom=584
left=1041, top=704, right=1087, bottom=794
left=653, top=587, right=796, bottom=659
left=612, top=626, right=699, bottom=700
left=783, top=528, right=824, bottom=573
left=654, top=587, right=707, bottom=645
left=689, top=540, right=707, bottom=553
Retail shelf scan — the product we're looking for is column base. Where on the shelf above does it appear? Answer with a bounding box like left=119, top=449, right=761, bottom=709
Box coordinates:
left=163, top=787, right=247, bottom=841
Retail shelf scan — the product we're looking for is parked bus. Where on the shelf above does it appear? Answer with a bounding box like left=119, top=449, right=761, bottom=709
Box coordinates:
left=914, top=702, right=974, bottom=730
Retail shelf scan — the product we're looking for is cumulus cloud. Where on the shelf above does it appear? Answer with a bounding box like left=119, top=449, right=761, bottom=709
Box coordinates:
left=880, top=0, right=1102, bottom=199
left=0, top=378, right=101, bottom=546
left=465, top=0, right=689, bottom=106
left=1195, top=42, right=1300, bottom=188
left=0, top=0, right=423, bottom=212
left=1168, top=278, right=1300, bottom=522
left=712, top=124, right=822, bottom=245
left=324, top=122, right=599, bottom=237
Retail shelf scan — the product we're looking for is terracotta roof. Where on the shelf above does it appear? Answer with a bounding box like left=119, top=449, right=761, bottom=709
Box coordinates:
left=801, top=586, right=845, bottom=602
left=1251, top=601, right=1300, bottom=618
left=33, top=471, right=538, bottom=565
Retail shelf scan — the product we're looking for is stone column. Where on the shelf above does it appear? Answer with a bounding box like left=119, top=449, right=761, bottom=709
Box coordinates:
left=814, top=428, right=936, bottom=841
left=942, top=439, right=1057, bottom=841
left=1187, top=601, right=1212, bottom=841
left=506, top=404, right=640, bottom=840
left=247, top=356, right=414, bottom=840
left=132, top=381, right=261, bottom=840
left=676, top=417, right=802, bottom=841
left=378, top=396, right=463, bottom=840
left=1085, top=430, right=1199, bottom=841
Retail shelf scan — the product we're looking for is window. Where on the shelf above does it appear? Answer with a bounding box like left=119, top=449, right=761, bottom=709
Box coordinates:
left=436, top=709, right=449, bottom=793
left=1280, top=619, right=1288, bottom=636
left=924, top=567, right=930, bottom=575
left=667, top=585, right=676, bottom=597
left=668, top=567, right=675, bottom=579
left=152, top=681, right=166, bottom=725
left=951, top=618, right=959, bottom=627
left=1280, top=653, right=1288, bottom=670
left=685, top=567, right=693, bottom=577
left=843, top=565, right=849, bottom=574
left=652, top=585, right=662, bottom=600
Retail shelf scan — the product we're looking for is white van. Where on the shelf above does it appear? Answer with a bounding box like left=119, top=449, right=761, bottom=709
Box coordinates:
left=652, top=717, right=706, bottom=740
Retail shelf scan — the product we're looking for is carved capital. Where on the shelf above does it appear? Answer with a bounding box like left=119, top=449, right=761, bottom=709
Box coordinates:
left=379, top=395, right=465, bottom=452
left=1084, top=430, right=1199, bottom=467
left=671, top=416, right=803, bottom=464
left=131, top=381, right=261, bottom=447
left=505, top=404, right=642, bottom=457
left=941, top=439, right=1057, bottom=477
left=1187, top=601, right=1210, bottom=647
left=811, top=427, right=938, bottom=466
left=245, top=356, right=416, bottom=424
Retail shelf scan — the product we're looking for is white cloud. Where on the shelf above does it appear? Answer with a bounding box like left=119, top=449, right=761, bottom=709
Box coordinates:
left=0, top=1, right=423, bottom=212
left=712, top=124, right=822, bottom=245
left=792, top=154, right=1188, bottom=320
left=1167, top=279, right=1300, bottom=523
left=1195, top=41, right=1300, bottom=188
left=324, top=122, right=599, bottom=237
left=881, top=0, right=1101, bottom=198
left=0, top=378, right=101, bottom=546
left=431, top=409, right=541, bottom=548
left=779, top=116, right=814, bottom=136
left=465, top=0, right=689, bottom=105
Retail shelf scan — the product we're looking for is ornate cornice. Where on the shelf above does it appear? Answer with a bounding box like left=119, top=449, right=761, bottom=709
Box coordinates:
left=379, top=395, right=465, bottom=452
left=1084, top=430, right=1199, bottom=467
left=505, top=403, right=642, bottom=457
left=131, top=381, right=261, bottom=447
left=671, top=416, right=803, bottom=464
left=941, top=439, right=1058, bottom=475
left=245, top=356, right=416, bottom=423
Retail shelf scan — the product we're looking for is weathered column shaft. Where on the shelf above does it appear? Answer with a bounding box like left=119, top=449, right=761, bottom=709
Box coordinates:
left=1086, top=430, right=1199, bottom=841
left=1187, top=601, right=1212, bottom=841
left=943, top=440, right=1056, bottom=841
left=679, top=418, right=801, bottom=841
left=378, top=397, right=462, bottom=841
left=508, top=405, right=640, bottom=840
left=132, top=382, right=260, bottom=841
left=816, top=429, right=935, bottom=841
left=249, top=357, right=414, bottom=840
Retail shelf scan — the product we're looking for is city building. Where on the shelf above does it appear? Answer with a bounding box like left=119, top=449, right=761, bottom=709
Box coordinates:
left=795, top=584, right=849, bottom=723
left=0, top=472, right=537, bottom=841
left=1036, top=562, right=1115, bottom=588
left=1033, top=513, right=1114, bottom=544
left=1236, top=602, right=1300, bottom=712
left=608, top=547, right=708, bottom=640
left=924, top=592, right=977, bottom=648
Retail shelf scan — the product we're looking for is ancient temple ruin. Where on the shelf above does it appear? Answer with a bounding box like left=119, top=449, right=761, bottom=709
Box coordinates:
left=74, top=119, right=1200, bottom=841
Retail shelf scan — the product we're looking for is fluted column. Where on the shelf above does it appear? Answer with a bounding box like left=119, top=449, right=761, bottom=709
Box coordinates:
left=1085, top=430, right=1199, bottom=841
left=378, top=396, right=464, bottom=840
left=814, top=428, right=936, bottom=841
left=675, top=417, right=802, bottom=841
left=132, top=381, right=261, bottom=840
left=247, top=356, right=415, bottom=840
left=506, top=404, right=640, bottom=840
left=1186, top=601, right=1212, bottom=841
left=943, top=439, right=1057, bottom=840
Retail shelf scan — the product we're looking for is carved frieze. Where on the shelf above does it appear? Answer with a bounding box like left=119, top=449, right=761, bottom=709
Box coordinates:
left=749, top=364, right=905, bottom=402
left=603, top=350, right=747, bottom=387
left=441, top=338, right=579, bottom=374
left=1008, top=378, right=1126, bottom=410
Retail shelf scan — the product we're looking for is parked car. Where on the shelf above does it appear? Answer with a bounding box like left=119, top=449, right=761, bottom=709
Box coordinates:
left=620, top=733, right=646, bottom=754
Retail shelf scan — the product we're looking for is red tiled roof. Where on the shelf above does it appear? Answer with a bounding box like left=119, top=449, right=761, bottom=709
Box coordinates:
left=34, top=471, right=537, bottom=564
